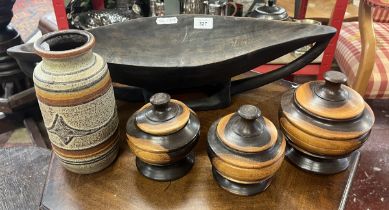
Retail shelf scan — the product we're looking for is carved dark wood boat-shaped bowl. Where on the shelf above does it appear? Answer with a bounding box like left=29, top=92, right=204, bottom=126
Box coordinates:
left=7, top=15, right=336, bottom=110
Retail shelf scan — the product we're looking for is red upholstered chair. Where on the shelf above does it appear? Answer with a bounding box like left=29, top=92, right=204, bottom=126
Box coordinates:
left=335, top=0, right=389, bottom=98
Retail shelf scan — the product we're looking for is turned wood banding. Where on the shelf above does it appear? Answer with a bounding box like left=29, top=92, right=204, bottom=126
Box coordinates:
left=279, top=71, right=374, bottom=174
left=207, top=105, right=285, bottom=195
left=127, top=133, right=199, bottom=165
left=211, top=154, right=284, bottom=184
left=126, top=93, right=200, bottom=181
left=281, top=97, right=374, bottom=140
left=280, top=117, right=368, bottom=156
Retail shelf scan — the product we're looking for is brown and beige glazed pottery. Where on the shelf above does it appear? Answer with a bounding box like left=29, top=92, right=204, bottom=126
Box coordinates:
left=207, top=104, right=286, bottom=196
left=279, top=71, right=375, bottom=174
left=33, top=30, right=119, bottom=174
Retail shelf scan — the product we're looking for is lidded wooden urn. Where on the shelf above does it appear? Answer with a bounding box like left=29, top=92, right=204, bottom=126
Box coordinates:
left=279, top=71, right=375, bottom=174
left=207, top=105, right=285, bottom=196
left=126, top=93, right=200, bottom=181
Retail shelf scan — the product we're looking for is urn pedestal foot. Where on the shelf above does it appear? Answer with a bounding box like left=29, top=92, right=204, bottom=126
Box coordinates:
left=285, top=141, right=352, bottom=175
left=136, top=151, right=195, bottom=181
left=212, top=167, right=272, bottom=196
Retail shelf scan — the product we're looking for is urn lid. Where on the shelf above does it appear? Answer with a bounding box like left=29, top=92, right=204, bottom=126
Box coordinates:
left=135, top=93, right=191, bottom=135
left=126, top=93, right=199, bottom=153
left=251, top=0, right=288, bottom=21
left=294, top=71, right=365, bottom=120
left=216, top=105, right=279, bottom=153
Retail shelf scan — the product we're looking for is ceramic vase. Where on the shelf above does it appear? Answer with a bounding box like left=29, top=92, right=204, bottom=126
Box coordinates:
left=33, top=30, right=119, bottom=174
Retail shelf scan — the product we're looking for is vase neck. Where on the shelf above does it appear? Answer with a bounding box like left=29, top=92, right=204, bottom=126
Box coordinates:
left=34, top=30, right=95, bottom=59
left=41, top=50, right=95, bottom=74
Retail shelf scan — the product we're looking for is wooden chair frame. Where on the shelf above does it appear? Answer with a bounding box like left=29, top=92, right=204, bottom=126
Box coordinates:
left=352, top=0, right=377, bottom=95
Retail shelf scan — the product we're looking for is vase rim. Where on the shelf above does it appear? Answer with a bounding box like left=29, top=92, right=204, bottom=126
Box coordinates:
left=34, top=29, right=95, bottom=59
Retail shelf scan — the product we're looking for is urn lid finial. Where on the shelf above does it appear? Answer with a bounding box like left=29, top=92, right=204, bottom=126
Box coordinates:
left=237, top=105, right=261, bottom=121
left=215, top=104, right=279, bottom=153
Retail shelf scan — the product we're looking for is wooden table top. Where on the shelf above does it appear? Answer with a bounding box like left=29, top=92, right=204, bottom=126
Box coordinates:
left=40, top=79, right=359, bottom=210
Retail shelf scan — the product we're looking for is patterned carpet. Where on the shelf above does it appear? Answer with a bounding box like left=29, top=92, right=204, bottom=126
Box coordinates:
left=11, top=0, right=54, bottom=41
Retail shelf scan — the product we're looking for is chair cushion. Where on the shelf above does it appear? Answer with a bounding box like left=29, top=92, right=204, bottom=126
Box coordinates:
left=335, top=21, right=389, bottom=99
left=373, top=6, right=389, bottom=22
left=365, top=0, right=389, bottom=22
left=366, top=0, right=389, bottom=8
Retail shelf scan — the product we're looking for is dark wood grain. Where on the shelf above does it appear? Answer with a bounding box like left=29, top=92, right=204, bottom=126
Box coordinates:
left=12, top=15, right=336, bottom=92
left=0, top=147, right=51, bottom=210
left=40, top=78, right=359, bottom=210
left=6, top=88, right=37, bottom=113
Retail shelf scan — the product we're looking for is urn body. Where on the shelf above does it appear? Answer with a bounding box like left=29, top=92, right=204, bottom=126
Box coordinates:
left=126, top=93, right=200, bottom=181
left=279, top=71, right=374, bottom=174
left=207, top=105, right=285, bottom=196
